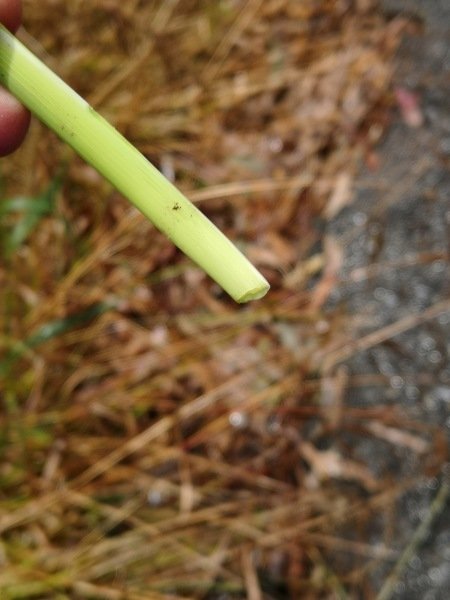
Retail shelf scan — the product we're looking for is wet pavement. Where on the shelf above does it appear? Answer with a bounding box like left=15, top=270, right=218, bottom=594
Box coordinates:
left=328, top=1, right=449, bottom=597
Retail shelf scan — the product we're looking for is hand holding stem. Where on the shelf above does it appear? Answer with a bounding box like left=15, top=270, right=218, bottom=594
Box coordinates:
left=0, top=0, right=30, bottom=156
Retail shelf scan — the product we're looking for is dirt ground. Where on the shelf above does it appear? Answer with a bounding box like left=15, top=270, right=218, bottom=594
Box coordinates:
left=328, top=0, right=449, bottom=597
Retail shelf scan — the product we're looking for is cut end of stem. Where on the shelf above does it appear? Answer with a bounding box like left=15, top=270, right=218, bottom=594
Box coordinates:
left=236, top=281, right=270, bottom=303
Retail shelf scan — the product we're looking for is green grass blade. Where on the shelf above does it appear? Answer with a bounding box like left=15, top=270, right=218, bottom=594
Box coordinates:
left=0, top=301, right=114, bottom=377
left=0, top=175, right=62, bottom=254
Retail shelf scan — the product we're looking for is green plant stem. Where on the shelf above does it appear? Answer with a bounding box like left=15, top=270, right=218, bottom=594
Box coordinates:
left=0, top=25, right=269, bottom=303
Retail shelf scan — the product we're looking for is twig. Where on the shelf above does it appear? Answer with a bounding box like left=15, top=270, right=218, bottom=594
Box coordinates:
left=318, top=299, right=450, bottom=370
left=376, top=481, right=449, bottom=600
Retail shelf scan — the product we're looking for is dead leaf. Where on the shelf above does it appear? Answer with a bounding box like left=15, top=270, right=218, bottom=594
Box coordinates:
left=395, top=87, right=423, bottom=128
left=309, top=236, right=344, bottom=310
left=299, top=441, right=378, bottom=491
left=325, top=173, right=353, bottom=219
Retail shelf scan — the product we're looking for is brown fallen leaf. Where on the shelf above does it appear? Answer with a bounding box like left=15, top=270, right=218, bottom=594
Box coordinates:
left=320, top=366, right=349, bottom=429
left=395, top=87, right=424, bottom=128
left=299, top=441, right=379, bottom=491
left=324, top=172, right=353, bottom=219
left=309, top=236, right=344, bottom=310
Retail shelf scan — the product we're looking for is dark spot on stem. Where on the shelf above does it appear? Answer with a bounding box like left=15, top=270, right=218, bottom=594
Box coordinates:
left=172, top=203, right=181, bottom=211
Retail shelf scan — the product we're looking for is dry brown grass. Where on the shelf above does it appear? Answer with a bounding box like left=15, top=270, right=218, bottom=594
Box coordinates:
left=1, top=1, right=446, bottom=598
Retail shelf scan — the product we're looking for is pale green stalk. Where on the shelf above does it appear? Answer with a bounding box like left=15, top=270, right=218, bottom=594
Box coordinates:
left=0, top=25, right=269, bottom=303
